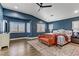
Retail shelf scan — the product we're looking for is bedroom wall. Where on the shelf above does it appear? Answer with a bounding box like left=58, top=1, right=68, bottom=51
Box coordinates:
left=48, top=16, right=79, bottom=32
left=3, top=5, right=79, bottom=38
left=3, top=8, right=48, bottom=38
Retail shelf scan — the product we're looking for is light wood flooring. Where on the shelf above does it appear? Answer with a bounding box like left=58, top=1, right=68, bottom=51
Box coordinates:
left=0, top=39, right=41, bottom=56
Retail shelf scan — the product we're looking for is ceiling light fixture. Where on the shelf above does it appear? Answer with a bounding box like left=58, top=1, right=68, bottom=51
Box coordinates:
left=74, top=10, right=79, bottom=14
left=14, top=6, right=18, bottom=9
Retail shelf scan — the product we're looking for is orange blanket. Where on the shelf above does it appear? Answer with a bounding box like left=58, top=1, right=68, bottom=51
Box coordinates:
left=38, top=33, right=69, bottom=45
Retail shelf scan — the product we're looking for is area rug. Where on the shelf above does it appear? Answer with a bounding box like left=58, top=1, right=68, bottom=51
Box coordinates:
left=27, top=39, right=79, bottom=56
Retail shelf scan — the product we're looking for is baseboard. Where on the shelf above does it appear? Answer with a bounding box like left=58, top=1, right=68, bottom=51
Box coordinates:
left=10, top=37, right=37, bottom=40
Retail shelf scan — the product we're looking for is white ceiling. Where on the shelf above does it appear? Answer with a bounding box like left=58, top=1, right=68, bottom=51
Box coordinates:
left=1, top=3, right=79, bottom=22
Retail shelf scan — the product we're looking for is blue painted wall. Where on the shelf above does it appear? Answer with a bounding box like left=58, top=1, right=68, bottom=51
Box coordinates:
left=3, top=5, right=79, bottom=38
left=48, top=16, right=79, bottom=31
left=3, top=8, right=48, bottom=38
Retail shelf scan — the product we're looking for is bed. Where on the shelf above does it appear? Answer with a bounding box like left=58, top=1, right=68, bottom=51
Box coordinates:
left=38, top=29, right=72, bottom=46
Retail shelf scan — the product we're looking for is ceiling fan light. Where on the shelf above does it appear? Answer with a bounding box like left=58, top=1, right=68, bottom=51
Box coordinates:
left=74, top=10, right=79, bottom=14
left=14, top=6, right=18, bottom=9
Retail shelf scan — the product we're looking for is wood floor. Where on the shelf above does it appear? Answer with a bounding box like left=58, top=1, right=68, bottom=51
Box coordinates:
left=0, top=39, right=41, bottom=56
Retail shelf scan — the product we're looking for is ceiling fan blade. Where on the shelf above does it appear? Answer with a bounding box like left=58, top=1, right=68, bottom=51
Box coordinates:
left=36, top=3, right=41, bottom=6
left=41, top=5, right=52, bottom=8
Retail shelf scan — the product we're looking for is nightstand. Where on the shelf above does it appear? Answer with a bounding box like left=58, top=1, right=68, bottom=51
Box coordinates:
left=72, top=38, right=79, bottom=44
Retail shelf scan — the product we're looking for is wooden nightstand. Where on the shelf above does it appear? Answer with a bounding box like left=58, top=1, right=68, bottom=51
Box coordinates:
left=72, top=38, right=79, bottom=44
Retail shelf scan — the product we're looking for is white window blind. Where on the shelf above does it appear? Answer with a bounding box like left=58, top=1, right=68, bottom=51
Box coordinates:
left=27, top=23, right=30, bottom=33
left=72, top=21, right=79, bottom=32
left=49, top=24, right=53, bottom=33
left=37, top=23, right=45, bottom=32
left=18, top=23, right=25, bottom=32
left=49, top=24, right=53, bottom=29
left=10, top=22, right=25, bottom=33
left=0, top=20, right=3, bottom=33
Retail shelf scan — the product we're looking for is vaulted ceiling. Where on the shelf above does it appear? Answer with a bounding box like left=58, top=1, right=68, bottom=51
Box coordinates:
left=1, top=3, right=79, bottom=22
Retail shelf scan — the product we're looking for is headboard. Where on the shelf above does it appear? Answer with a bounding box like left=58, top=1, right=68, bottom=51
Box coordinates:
left=53, top=29, right=72, bottom=36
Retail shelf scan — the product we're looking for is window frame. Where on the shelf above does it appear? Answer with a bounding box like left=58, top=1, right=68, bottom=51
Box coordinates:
left=10, top=21, right=25, bottom=33
left=37, top=23, right=45, bottom=32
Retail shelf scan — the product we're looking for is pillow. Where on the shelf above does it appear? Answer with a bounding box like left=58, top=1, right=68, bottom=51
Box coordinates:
left=58, top=29, right=65, bottom=34
left=53, top=29, right=65, bottom=34
left=53, top=30, right=59, bottom=34
left=73, top=32, right=78, bottom=38
left=65, top=30, right=72, bottom=36
left=53, top=29, right=72, bottom=35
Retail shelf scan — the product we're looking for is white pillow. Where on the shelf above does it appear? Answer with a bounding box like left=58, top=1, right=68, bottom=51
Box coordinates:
left=65, top=30, right=72, bottom=36
left=58, top=29, right=65, bottom=34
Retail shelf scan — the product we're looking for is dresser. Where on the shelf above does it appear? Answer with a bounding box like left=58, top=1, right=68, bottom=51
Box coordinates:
left=0, top=33, right=10, bottom=50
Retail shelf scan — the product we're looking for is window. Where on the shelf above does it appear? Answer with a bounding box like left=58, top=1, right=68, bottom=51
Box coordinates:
left=49, top=24, right=53, bottom=33
left=3, top=20, right=7, bottom=33
left=49, top=24, right=53, bottom=30
left=72, top=21, right=79, bottom=32
left=0, top=20, right=3, bottom=33
left=18, top=23, right=25, bottom=32
left=10, top=22, right=25, bottom=33
left=37, top=23, right=45, bottom=32
left=27, top=23, right=31, bottom=33
left=10, top=22, right=18, bottom=33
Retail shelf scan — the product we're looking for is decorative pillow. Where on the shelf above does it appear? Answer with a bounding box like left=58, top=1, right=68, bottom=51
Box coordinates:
left=73, top=32, right=78, bottom=38
left=53, top=30, right=59, bottom=34
left=76, top=32, right=79, bottom=38
left=65, top=30, right=72, bottom=36
left=58, top=29, right=65, bottom=34
left=53, top=29, right=65, bottom=34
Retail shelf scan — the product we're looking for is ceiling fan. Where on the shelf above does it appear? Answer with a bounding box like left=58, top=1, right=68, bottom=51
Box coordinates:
left=36, top=3, right=52, bottom=12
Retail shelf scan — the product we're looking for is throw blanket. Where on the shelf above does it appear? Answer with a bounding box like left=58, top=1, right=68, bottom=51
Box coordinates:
left=38, top=33, right=69, bottom=44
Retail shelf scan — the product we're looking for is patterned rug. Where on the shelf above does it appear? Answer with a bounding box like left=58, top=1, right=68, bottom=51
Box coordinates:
left=27, top=39, right=79, bottom=56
